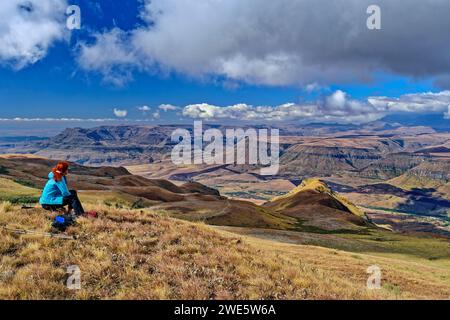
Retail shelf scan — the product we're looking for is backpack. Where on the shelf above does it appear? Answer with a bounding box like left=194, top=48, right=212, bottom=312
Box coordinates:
left=51, top=215, right=75, bottom=232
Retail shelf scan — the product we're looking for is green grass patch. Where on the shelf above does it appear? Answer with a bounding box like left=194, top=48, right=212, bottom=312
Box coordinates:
left=383, top=283, right=402, bottom=297
left=341, top=229, right=450, bottom=262
left=0, top=196, right=40, bottom=204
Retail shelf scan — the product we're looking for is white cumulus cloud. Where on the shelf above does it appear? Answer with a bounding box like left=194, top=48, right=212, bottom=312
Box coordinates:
left=368, top=91, right=450, bottom=114
left=113, top=108, right=128, bottom=118
left=152, top=111, right=161, bottom=119
left=138, top=105, right=151, bottom=113
left=77, top=28, right=140, bottom=86
left=158, top=104, right=180, bottom=111
left=0, top=0, right=67, bottom=69
left=182, top=90, right=450, bottom=123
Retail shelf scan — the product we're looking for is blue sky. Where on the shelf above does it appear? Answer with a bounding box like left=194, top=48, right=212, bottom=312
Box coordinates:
left=2, top=0, right=308, bottom=119
left=0, top=0, right=449, bottom=126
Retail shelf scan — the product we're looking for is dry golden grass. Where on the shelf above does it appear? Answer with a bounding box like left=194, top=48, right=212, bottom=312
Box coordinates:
left=216, top=226, right=450, bottom=300
left=0, top=201, right=15, bottom=214
left=1, top=202, right=449, bottom=300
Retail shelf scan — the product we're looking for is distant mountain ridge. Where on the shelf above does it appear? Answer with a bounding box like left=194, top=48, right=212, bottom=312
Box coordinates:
left=0, top=123, right=448, bottom=185
left=381, top=113, right=450, bottom=132
left=34, top=125, right=178, bottom=165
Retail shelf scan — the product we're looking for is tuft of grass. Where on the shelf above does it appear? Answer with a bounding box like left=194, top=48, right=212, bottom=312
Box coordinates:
left=0, top=201, right=14, bottom=214
left=383, top=283, right=402, bottom=297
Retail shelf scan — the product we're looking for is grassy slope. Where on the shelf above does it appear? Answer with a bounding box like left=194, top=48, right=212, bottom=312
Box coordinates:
left=270, top=178, right=366, bottom=218
left=218, top=226, right=450, bottom=267
left=156, top=198, right=298, bottom=230
left=1, top=202, right=449, bottom=300
left=0, top=178, right=41, bottom=202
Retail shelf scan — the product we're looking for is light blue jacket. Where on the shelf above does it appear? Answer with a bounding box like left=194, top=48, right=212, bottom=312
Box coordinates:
left=39, top=172, right=71, bottom=205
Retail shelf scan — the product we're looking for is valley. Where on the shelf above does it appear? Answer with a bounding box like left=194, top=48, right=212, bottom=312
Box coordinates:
left=1, top=121, right=449, bottom=236
left=0, top=120, right=449, bottom=299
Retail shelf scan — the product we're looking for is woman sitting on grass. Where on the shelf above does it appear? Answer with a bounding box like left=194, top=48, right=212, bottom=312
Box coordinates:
left=39, top=161, right=85, bottom=216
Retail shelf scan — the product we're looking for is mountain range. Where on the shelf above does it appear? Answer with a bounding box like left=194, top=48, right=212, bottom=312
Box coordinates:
left=1, top=121, right=448, bottom=232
